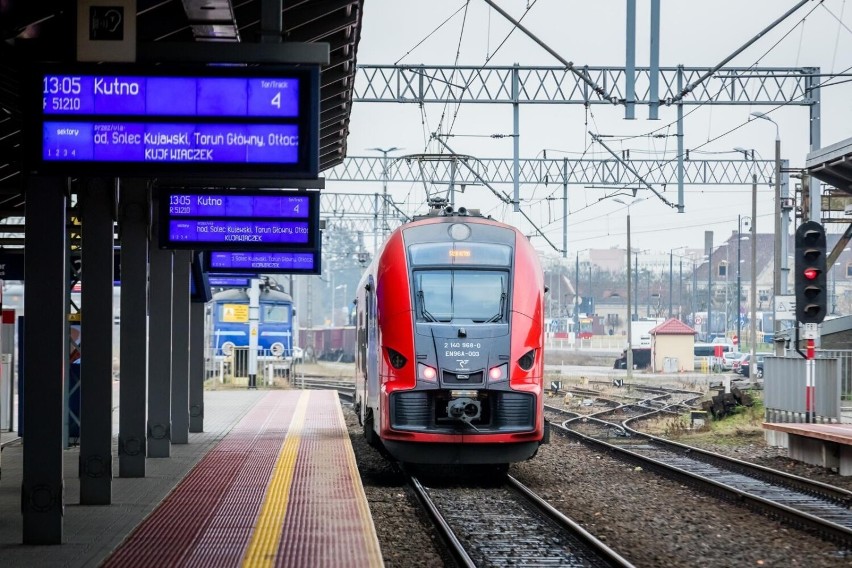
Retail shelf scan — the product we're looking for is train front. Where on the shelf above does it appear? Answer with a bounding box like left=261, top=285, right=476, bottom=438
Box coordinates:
left=377, top=213, right=547, bottom=465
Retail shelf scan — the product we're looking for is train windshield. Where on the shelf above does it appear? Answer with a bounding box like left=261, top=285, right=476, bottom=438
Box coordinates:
left=263, top=303, right=290, bottom=323
left=414, top=270, right=507, bottom=323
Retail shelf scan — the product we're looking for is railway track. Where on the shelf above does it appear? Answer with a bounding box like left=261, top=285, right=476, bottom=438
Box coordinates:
left=295, top=375, right=355, bottom=403
left=547, top=395, right=852, bottom=546
left=405, top=469, right=633, bottom=567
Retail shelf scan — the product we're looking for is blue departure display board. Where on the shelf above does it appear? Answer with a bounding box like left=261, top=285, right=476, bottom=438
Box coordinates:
left=206, top=251, right=320, bottom=275
left=159, top=189, right=321, bottom=271
left=29, top=64, right=319, bottom=178
left=168, top=192, right=309, bottom=218
left=209, top=275, right=253, bottom=288
left=43, top=122, right=299, bottom=164
left=168, top=220, right=310, bottom=244
left=43, top=76, right=300, bottom=117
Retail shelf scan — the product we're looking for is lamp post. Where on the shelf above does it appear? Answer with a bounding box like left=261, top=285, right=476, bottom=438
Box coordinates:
left=722, top=243, right=730, bottom=338
left=669, top=246, right=687, bottom=318
left=751, top=112, right=782, bottom=350
left=573, top=248, right=592, bottom=339
left=614, top=197, right=646, bottom=379
left=750, top=174, right=758, bottom=377
left=634, top=250, right=640, bottom=321
left=707, top=244, right=713, bottom=341
left=736, top=215, right=751, bottom=349
left=735, top=147, right=759, bottom=369
left=367, top=146, right=401, bottom=251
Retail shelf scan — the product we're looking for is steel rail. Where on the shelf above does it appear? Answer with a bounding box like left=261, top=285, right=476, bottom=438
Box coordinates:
left=405, top=472, right=476, bottom=568
left=547, top=404, right=852, bottom=545
left=506, top=475, right=635, bottom=568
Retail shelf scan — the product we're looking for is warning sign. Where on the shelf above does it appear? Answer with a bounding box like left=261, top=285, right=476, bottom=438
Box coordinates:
left=775, top=295, right=796, bottom=321
left=222, top=304, right=249, bottom=323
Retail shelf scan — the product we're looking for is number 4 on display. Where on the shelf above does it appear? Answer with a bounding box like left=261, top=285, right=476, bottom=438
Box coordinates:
left=271, top=92, right=281, bottom=109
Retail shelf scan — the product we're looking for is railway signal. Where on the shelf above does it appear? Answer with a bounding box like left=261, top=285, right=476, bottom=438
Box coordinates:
left=794, top=221, right=827, bottom=325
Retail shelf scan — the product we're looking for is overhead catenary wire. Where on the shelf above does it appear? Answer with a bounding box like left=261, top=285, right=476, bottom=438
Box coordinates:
left=574, top=1, right=828, bottom=206
left=480, top=0, right=617, bottom=104
left=381, top=1, right=850, bottom=248
left=433, top=134, right=562, bottom=252
left=393, top=2, right=470, bottom=65
left=668, top=0, right=816, bottom=104
left=620, top=0, right=824, bottom=144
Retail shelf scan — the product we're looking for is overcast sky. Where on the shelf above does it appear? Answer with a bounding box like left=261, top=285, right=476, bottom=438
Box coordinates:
left=326, top=0, right=852, bottom=262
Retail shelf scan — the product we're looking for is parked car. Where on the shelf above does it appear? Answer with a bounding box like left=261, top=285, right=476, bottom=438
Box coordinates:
left=721, top=351, right=745, bottom=371
left=730, top=353, right=749, bottom=373
left=738, top=354, right=765, bottom=378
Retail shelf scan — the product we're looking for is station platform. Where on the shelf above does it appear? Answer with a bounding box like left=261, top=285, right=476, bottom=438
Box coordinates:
left=0, top=389, right=384, bottom=567
left=764, top=422, right=852, bottom=476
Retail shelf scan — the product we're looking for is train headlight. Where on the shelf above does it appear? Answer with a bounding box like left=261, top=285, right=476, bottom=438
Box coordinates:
left=418, top=363, right=437, bottom=382
left=488, top=364, right=507, bottom=382
left=518, top=349, right=535, bottom=371
left=448, top=223, right=471, bottom=240
left=387, top=348, right=407, bottom=369
left=221, top=341, right=235, bottom=356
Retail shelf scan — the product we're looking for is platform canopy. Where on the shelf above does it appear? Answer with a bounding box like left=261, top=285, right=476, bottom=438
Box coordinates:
left=806, top=137, right=852, bottom=195
left=0, top=0, right=365, bottom=219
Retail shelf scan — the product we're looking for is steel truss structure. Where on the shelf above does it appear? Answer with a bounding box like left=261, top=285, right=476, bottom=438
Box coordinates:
left=328, top=155, right=777, bottom=186
left=347, top=64, right=820, bottom=219
left=353, top=65, right=819, bottom=107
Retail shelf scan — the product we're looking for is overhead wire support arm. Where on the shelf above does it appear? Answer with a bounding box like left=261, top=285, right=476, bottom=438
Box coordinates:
left=667, top=0, right=813, bottom=105
left=431, top=134, right=563, bottom=254
left=480, top=0, right=618, bottom=104
left=589, top=132, right=676, bottom=209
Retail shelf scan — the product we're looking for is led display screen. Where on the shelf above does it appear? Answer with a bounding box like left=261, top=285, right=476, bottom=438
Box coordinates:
left=167, top=192, right=309, bottom=217
left=159, top=189, right=320, bottom=251
left=408, top=242, right=513, bottom=266
left=209, top=275, right=253, bottom=288
left=28, top=64, right=319, bottom=177
left=43, top=76, right=300, bottom=117
left=168, top=220, right=310, bottom=244
left=206, top=250, right=320, bottom=275
left=43, top=122, right=299, bottom=163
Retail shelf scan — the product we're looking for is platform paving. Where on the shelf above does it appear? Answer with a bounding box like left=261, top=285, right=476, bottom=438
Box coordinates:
left=0, top=389, right=264, bottom=568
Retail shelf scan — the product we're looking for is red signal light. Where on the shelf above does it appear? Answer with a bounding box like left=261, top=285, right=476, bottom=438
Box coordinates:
left=803, top=268, right=819, bottom=280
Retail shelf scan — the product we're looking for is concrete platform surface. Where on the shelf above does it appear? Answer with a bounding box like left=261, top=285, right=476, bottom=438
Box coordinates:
left=0, top=390, right=264, bottom=567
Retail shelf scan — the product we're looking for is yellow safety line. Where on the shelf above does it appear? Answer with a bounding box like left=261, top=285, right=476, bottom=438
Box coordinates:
left=333, top=396, right=385, bottom=567
left=242, top=390, right=310, bottom=568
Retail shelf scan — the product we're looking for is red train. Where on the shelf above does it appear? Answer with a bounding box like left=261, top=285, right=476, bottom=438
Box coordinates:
left=354, top=204, right=549, bottom=467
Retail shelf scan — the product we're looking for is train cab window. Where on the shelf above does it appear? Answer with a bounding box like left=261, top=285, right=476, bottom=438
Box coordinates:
left=415, top=270, right=507, bottom=323
left=263, top=304, right=290, bottom=323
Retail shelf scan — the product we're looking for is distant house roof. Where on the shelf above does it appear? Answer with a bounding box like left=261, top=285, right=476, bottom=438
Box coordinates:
left=649, top=318, right=697, bottom=336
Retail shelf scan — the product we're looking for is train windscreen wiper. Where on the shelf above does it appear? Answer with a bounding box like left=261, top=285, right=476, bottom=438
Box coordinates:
left=418, top=291, right=438, bottom=322
left=484, top=292, right=506, bottom=323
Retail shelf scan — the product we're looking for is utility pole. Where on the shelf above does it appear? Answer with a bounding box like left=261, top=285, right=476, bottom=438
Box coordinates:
left=750, top=175, right=758, bottom=377
left=669, top=251, right=673, bottom=317
left=626, top=215, right=633, bottom=379
left=737, top=215, right=743, bottom=348
left=367, top=146, right=401, bottom=247
left=574, top=252, right=580, bottom=334
left=634, top=251, right=639, bottom=321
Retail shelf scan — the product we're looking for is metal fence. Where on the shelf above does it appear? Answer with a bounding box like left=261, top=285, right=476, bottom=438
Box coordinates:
left=545, top=336, right=625, bottom=351
left=763, top=356, right=842, bottom=423
left=818, top=350, right=852, bottom=411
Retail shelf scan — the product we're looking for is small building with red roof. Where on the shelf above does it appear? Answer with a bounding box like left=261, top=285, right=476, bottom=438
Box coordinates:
left=649, top=318, right=697, bottom=372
